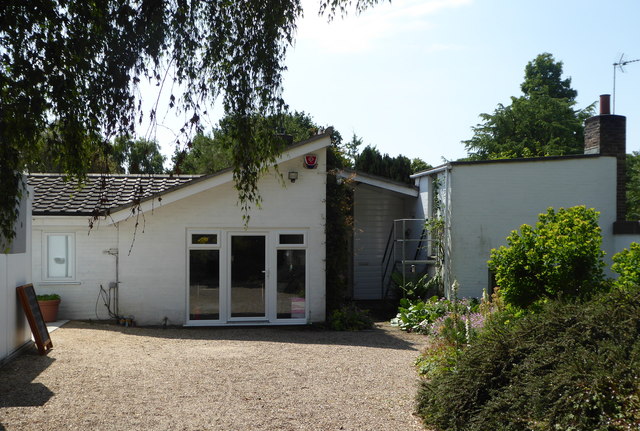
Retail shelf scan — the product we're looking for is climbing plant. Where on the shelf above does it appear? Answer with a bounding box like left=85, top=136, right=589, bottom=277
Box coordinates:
left=425, top=176, right=445, bottom=296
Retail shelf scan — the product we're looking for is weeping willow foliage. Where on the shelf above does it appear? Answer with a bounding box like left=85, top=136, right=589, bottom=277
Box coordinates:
left=0, top=0, right=382, bottom=243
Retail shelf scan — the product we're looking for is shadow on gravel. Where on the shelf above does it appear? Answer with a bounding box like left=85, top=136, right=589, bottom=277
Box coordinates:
left=63, top=320, right=421, bottom=351
left=0, top=347, right=56, bottom=408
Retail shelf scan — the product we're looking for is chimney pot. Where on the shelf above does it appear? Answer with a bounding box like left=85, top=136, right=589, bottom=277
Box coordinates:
left=600, top=94, right=611, bottom=115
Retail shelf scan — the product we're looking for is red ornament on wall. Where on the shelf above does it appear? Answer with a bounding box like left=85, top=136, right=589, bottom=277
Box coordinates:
left=304, top=154, right=318, bottom=169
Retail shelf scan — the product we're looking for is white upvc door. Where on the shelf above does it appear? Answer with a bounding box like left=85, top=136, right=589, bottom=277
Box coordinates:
left=228, top=233, right=268, bottom=322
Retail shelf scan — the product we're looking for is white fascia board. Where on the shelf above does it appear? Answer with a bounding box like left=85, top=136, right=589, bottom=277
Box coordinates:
left=409, top=163, right=451, bottom=179
left=32, top=216, right=95, bottom=227
left=108, top=134, right=332, bottom=224
left=275, top=135, right=330, bottom=163
left=338, top=171, right=418, bottom=197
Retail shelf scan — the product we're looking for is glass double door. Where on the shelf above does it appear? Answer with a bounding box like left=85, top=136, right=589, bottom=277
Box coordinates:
left=188, top=232, right=306, bottom=323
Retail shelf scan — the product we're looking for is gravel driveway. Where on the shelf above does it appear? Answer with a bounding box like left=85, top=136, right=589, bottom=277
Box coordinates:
left=0, top=321, right=428, bottom=431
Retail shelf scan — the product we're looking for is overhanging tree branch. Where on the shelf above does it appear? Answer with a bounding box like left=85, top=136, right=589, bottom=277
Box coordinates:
left=0, top=0, right=383, bottom=242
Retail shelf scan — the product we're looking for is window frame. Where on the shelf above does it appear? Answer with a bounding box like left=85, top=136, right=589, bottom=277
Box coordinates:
left=276, top=231, right=306, bottom=248
left=188, top=230, right=220, bottom=248
left=186, top=229, right=222, bottom=323
left=274, top=231, right=308, bottom=321
left=42, top=232, right=76, bottom=282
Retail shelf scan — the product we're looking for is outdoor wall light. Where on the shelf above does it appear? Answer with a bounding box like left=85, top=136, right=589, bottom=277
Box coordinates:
left=288, top=171, right=299, bottom=183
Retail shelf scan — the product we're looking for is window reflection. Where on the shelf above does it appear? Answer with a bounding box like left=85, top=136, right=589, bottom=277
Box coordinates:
left=189, top=249, right=220, bottom=320
left=277, top=249, right=305, bottom=318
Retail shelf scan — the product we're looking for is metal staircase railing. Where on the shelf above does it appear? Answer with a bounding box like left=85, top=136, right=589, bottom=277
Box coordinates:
left=381, top=218, right=436, bottom=299
left=380, top=222, right=396, bottom=298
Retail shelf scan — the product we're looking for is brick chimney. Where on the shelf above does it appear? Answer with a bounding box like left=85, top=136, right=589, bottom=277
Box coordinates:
left=584, top=94, right=627, bottom=222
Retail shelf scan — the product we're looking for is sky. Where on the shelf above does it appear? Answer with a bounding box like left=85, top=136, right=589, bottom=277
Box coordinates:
left=152, top=0, right=640, bottom=167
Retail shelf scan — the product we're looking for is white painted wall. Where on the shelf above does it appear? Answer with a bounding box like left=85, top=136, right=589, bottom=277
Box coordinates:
left=32, top=143, right=327, bottom=325
left=444, top=156, right=620, bottom=298
left=31, top=218, right=119, bottom=322
left=352, top=184, right=413, bottom=299
left=1, top=183, right=32, bottom=365
left=614, top=234, right=640, bottom=256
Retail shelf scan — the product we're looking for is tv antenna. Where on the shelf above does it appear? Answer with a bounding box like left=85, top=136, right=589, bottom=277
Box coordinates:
left=613, top=53, right=640, bottom=114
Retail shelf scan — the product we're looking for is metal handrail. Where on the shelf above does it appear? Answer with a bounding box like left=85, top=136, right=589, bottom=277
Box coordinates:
left=380, top=218, right=433, bottom=298
left=380, top=222, right=395, bottom=298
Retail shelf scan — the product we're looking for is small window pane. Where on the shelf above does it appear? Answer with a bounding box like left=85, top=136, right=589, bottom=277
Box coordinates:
left=191, top=234, right=217, bottom=245
left=279, top=234, right=304, bottom=245
left=47, top=235, right=70, bottom=278
left=277, top=250, right=305, bottom=318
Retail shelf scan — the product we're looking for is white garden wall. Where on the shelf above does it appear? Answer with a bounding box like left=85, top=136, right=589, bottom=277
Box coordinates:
left=1, top=183, right=32, bottom=365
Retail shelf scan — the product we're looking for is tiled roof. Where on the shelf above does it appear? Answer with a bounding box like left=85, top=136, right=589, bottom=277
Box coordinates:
left=28, top=130, right=334, bottom=217
left=28, top=173, right=203, bottom=216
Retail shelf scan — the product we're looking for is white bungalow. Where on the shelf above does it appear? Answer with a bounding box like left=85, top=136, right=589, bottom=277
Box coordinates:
left=29, top=132, right=331, bottom=326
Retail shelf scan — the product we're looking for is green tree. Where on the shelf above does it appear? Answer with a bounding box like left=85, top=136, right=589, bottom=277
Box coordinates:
left=354, top=145, right=414, bottom=184
left=173, top=133, right=233, bottom=175
left=520, top=53, right=578, bottom=100
left=0, top=0, right=381, bottom=243
left=411, top=158, right=432, bottom=174
left=112, top=137, right=166, bottom=174
left=626, top=151, right=640, bottom=220
left=26, top=126, right=117, bottom=173
left=488, top=206, right=605, bottom=309
left=172, top=111, right=321, bottom=175
left=343, top=134, right=363, bottom=167
left=464, top=53, right=594, bottom=160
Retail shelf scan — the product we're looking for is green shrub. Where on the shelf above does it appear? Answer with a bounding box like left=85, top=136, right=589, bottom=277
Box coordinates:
left=416, top=287, right=640, bottom=431
left=328, top=304, right=373, bottom=331
left=391, top=272, right=439, bottom=301
left=391, top=297, right=445, bottom=333
left=391, top=298, right=431, bottom=333
left=415, top=339, right=457, bottom=378
left=36, top=293, right=61, bottom=301
left=612, top=242, right=640, bottom=289
left=429, top=309, right=485, bottom=348
left=488, top=206, right=605, bottom=309
left=391, top=296, right=478, bottom=334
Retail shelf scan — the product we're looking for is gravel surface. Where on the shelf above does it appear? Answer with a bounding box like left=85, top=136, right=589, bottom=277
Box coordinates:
left=0, top=321, right=429, bottom=431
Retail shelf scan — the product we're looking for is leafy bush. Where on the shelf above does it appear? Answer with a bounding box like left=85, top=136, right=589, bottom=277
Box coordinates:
left=391, top=272, right=439, bottom=301
left=391, top=296, right=478, bottom=334
left=412, top=297, right=484, bottom=379
left=415, top=339, right=457, bottom=378
left=612, top=242, right=640, bottom=289
left=391, top=299, right=432, bottom=333
left=328, top=304, right=373, bottom=331
left=488, top=206, right=605, bottom=309
left=36, top=293, right=61, bottom=301
left=416, top=287, right=640, bottom=431
left=429, top=309, right=485, bottom=347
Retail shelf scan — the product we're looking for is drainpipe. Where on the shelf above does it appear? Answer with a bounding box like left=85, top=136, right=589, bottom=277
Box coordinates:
left=103, top=222, right=120, bottom=318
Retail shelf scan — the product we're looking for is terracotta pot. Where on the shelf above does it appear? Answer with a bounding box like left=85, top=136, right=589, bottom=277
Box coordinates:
left=38, top=299, right=61, bottom=323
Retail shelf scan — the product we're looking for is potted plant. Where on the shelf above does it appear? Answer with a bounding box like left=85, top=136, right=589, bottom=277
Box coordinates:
left=36, top=293, right=61, bottom=323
